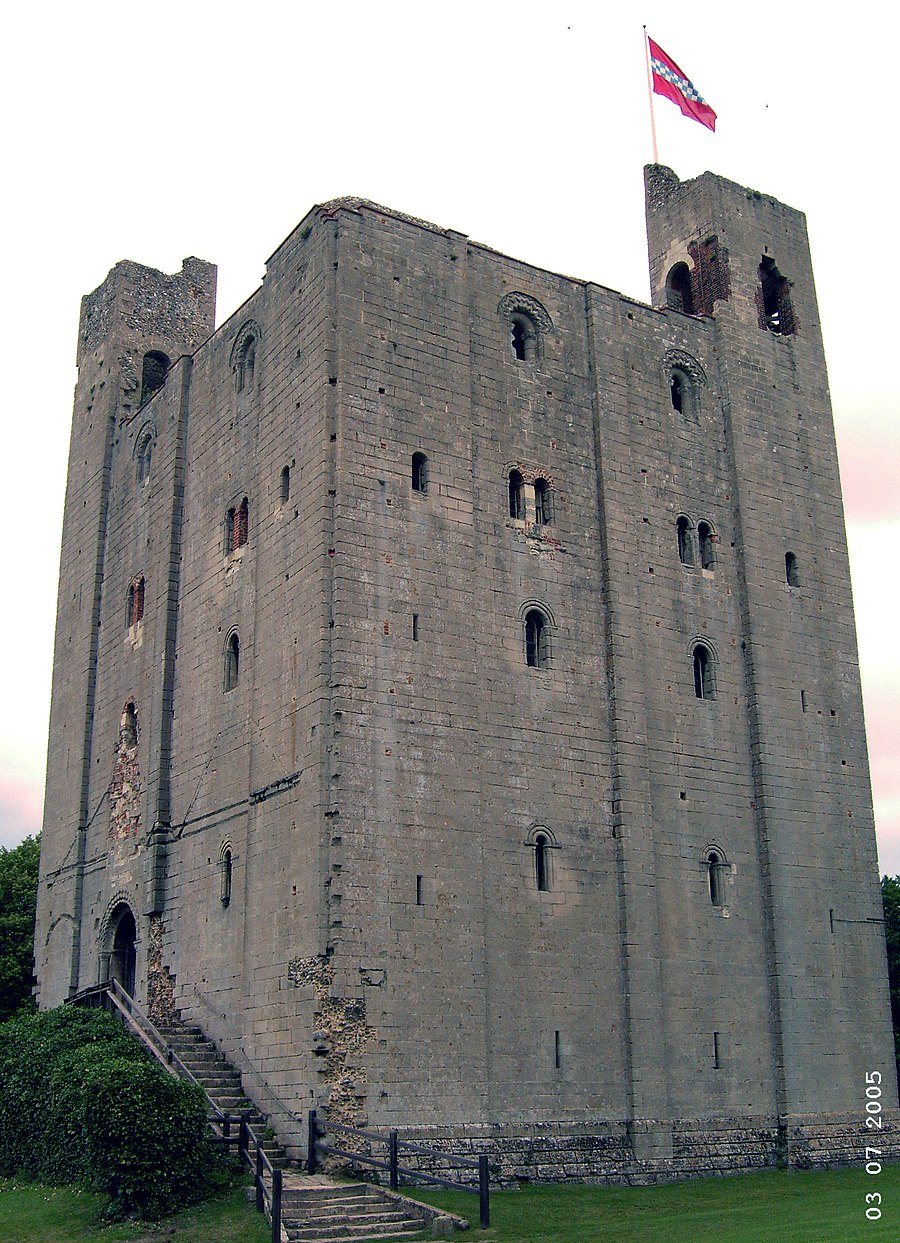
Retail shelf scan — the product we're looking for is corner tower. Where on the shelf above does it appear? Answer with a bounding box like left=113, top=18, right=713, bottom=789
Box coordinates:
left=644, top=164, right=896, bottom=1122
left=37, top=257, right=216, bottom=1006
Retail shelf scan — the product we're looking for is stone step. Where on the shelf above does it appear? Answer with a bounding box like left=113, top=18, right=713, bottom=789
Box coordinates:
left=291, top=1208, right=424, bottom=1228
left=282, top=1185, right=383, bottom=1205
left=285, top=1222, right=425, bottom=1243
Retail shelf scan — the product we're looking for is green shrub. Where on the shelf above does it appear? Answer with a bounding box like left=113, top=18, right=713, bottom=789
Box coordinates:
left=0, top=1006, right=224, bottom=1218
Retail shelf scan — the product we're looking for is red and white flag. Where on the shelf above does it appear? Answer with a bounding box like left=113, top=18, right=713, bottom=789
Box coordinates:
left=648, top=37, right=716, bottom=132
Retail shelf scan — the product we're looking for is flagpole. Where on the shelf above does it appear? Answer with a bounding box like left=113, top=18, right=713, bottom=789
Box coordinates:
left=643, top=26, right=659, bottom=164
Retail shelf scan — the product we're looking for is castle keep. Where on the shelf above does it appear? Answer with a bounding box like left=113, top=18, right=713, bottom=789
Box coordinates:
left=36, top=166, right=898, bottom=1177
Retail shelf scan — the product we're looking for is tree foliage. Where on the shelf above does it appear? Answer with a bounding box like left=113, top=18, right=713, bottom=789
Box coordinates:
left=0, top=1006, right=225, bottom=1218
left=0, top=834, right=41, bottom=1021
left=882, top=875, right=900, bottom=1068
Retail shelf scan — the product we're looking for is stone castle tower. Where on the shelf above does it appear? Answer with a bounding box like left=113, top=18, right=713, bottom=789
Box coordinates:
left=35, top=166, right=898, bottom=1177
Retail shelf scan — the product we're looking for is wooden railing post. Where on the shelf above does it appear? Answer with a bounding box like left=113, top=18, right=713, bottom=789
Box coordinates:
left=256, top=1144, right=264, bottom=1213
left=389, top=1130, right=398, bottom=1190
left=271, top=1168, right=282, bottom=1243
left=306, top=1109, right=318, bottom=1174
left=479, top=1154, right=490, bottom=1229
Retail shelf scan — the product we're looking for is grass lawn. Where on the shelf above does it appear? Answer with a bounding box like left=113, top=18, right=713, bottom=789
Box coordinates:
left=411, top=1165, right=900, bottom=1243
left=0, top=1180, right=271, bottom=1243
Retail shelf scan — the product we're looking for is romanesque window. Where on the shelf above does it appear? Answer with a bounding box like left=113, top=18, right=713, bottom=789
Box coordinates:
left=508, top=469, right=525, bottom=520
left=280, top=465, right=291, bottom=505
left=510, top=312, right=538, bottom=361
left=706, top=850, right=727, bottom=907
left=692, top=642, right=716, bottom=699
left=677, top=516, right=694, bottom=566
left=236, top=338, right=256, bottom=391
left=224, top=632, right=240, bottom=691
left=665, top=262, right=695, bottom=314
left=785, top=551, right=800, bottom=587
left=758, top=256, right=796, bottom=336
left=411, top=452, right=428, bottom=494
left=127, top=577, right=145, bottom=628
left=525, top=609, right=550, bottom=669
left=670, top=369, right=690, bottom=414
left=498, top=293, right=551, bottom=364
left=698, top=521, right=715, bottom=571
left=226, top=498, right=249, bottom=554
left=534, top=478, right=552, bottom=525
left=140, top=351, right=170, bottom=405
left=135, top=426, right=154, bottom=487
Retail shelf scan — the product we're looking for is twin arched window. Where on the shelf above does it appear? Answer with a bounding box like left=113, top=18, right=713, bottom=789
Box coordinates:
left=677, top=517, right=716, bottom=570
left=508, top=472, right=552, bottom=526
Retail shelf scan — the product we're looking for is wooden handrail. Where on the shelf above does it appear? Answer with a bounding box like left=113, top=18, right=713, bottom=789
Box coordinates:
left=307, top=1108, right=491, bottom=1228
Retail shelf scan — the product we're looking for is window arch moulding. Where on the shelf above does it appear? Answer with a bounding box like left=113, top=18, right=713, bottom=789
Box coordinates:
left=230, top=320, right=263, bottom=395
left=497, top=292, right=553, bottom=363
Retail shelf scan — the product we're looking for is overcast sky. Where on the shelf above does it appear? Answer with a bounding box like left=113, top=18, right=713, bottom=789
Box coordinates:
left=2, top=2, right=897, bottom=874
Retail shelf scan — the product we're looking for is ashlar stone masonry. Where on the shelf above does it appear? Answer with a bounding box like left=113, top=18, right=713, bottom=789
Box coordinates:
left=35, top=166, right=898, bottom=1179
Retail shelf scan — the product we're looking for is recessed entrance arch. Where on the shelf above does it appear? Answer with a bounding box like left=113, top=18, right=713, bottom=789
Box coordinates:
left=107, top=903, right=137, bottom=997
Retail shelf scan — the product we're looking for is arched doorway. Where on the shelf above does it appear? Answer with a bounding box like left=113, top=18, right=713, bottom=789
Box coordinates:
left=109, top=905, right=137, bottom=997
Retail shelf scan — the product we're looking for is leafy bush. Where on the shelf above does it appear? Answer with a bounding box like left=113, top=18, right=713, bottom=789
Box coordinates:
left=0, top=835, right=41, bottom=1020
left=0, top=1006, right=224, bottom=1218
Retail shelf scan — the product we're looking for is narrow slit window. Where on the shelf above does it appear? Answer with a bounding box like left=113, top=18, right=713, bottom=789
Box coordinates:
left=416, top=875, right=423, bottom=906
left=535, top=833, right=550, bottom=892
left=411, top=452, right=428, bottom=494
left=785, top=551, right=800, bottom=587
left=508, top=470, right=525, bottom=520
left=280, top=465, right=291, bottom=505
left=412, top=613, right=419, bottom=641
left=713, top=1031, right=722, bottom=1068
left=221, top=849, right=233, bottom=906
left=224, top=633, right=240, bottom=691
left=707, top=851, right=726, bottom=907
left=525, top=609, right=549, bottom=669
left=554, top=1030, right=561, bottom=1070
left=698, top=522, right=715, bottom=570
left=227, top=498, right=249, bottom=553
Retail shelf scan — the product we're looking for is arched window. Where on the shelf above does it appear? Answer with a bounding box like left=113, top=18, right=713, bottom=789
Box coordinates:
left=706, top=850, right=726, bottom=907
left=411, top=452, right=428, bottom=495
left=665, top=262, right=695, bottom=314
left=508, top=469, right=525, bottom=520
left=140, top=352, right=170, bottom=405
left=221, top=847, right=233, bottom=906
left=698, top=522, right=715, bottom=571
left=224, top=632, right=240, bottom=691
left=692, top=643, right=715, bottom=699
left=525, top=609, right=549, bottom=669
left=127, top=577, right=145, bottom=628
left=280, top=465, right=291, bottom=505
left=677, top=516, right=694, bottom=566
left=136, top=428, right=154, bottom=487
left=121, top=702, right=138, bottom=747
left=758, top=256, right=796, bottom=336
left=670, top=369, right=690, bottom=414
left=785, top=551, right=800, bottom=587
left=534, top=478, right=552, bottom=525
left=510, top=312, right=538, bottom=361
left=236, top=338, right=256, bottom=391
left=535, top=833, right=550, bottom=892
left=226, top=498, right=249, bottom=553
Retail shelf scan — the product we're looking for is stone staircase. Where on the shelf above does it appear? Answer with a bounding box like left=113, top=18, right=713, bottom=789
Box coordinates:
left=154, top=1021, right=443, bottom=1242
left=155, top=1020, right=287, bottom=1170
left=281, top=1179, right=436, bottom=1242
